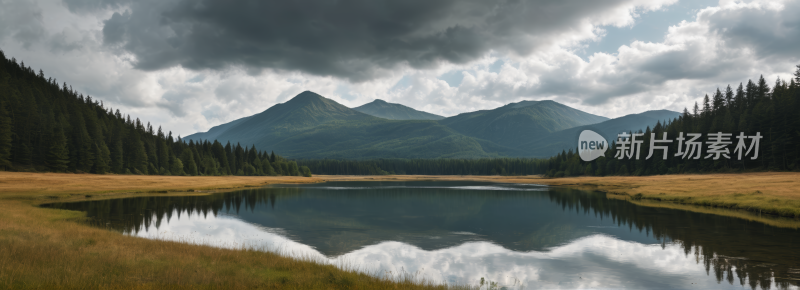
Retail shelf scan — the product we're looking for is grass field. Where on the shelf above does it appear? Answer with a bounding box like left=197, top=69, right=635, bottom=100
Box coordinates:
left=1, top=171, right=799, bottom=288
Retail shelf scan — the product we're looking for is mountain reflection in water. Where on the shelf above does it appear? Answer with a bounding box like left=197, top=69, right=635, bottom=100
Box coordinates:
left=45, top=181, right=800, bottom=289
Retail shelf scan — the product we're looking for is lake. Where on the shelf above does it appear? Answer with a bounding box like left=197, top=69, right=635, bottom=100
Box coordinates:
left=43, top=181, right=800, bottom=289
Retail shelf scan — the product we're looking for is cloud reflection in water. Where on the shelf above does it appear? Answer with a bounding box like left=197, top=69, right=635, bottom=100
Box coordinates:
left=129, top=211, right=773, bottom=289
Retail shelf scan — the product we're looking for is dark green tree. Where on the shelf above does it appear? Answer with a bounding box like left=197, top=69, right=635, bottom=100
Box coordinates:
left=46, top=127, right=70, bottom=172
left=180, top=149, right=197, bottom=176
left=93, top=141, right=111, bottom=174
left=300, top=166, right=312, bottom=177
left=0, top=99, right=12, bottom=169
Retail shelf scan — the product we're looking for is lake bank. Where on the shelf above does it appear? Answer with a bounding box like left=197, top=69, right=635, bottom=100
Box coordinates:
left=314, top=173, right=800, bottom=221
left=2, top=171, right=799, bottom=288
left=0, top=173, right=450, bottom=289
left=2, top=171, right=799, bottom=225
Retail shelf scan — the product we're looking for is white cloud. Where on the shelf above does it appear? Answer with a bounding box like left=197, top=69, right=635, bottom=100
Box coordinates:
left=0, top=0, right=797, bottom=136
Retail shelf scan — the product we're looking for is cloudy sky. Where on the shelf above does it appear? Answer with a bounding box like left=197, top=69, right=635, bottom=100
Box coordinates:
left=1, top=0, right=798, bottom=136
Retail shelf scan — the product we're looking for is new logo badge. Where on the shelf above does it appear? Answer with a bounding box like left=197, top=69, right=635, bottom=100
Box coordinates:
left=578, top=130, right=607, bottom=162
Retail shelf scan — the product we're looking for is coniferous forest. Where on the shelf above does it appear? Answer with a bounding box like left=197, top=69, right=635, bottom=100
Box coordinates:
left=546, top=66, right=800, bottom=177
left=0, top=51, right=310, bottom=177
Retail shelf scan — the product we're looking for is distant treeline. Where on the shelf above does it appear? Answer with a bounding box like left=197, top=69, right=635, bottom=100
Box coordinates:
left=0, top=50, right=310, bottom=177
left=297, top=158, right=548, bottom=175
left=547, top=66, right=800, bottom=177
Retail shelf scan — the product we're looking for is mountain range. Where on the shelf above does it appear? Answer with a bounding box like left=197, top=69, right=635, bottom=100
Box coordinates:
left=185, top=91, right=680, bottom=159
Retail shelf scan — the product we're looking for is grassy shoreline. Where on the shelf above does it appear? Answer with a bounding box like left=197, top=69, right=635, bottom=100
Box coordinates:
left=526, top=172, right=800, bottom=220
left=0, top=173, right=452, bottom=289
left=318, top=173, right=800, bottom=222
left=2, top=172, right=800, bottom=288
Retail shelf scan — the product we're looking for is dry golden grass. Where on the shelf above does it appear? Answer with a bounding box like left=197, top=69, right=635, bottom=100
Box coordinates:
left=0, top=172, right=464, bottom=289
left=0, top=199, right=461, bottom=289
left=2, top=171, right=799, bottom=288
left=512, top=172, right=800, bottom=219
left=0, top=172, right=324, bottom=199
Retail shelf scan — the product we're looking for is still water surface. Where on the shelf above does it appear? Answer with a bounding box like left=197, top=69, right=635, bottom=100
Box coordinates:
left=45, top=181, right=800, bottom=289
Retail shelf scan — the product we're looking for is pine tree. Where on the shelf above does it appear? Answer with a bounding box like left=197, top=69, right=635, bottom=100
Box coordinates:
left=289, top=161, right=300, bottom=176
left=72, top=113, right=95, bottom=172
left=711, top=88, right=725, bottom=114
left=702, top=94, right=712, bottom=115
left=248, top=145, right=257, bottom=164
left=0, top=99, right=12, bottom=169
left=132, top=139, right=149, bottom=174
left=734, top=83, right=745, bottom=114
left=757, top=75, right=770, bottom=100
left=157, top=127, right=169, bottom=170
left=724, top=85, right=734, bottom=107
left=211, top=140, right=229, bottom=175
left=794, top=64, right=800, bottom=84
left=225, top=142, right=235, bottom=172
left=253, top=157, right=264, bottom=175
left=170, top=154, right=184, bottom=175
left=180, top=149, right=197, bottom=176
left=263, top=159, right=276, bottom=176
left=280, top=162, right=289, bottom=175
left=110, top=133, right=124, bottom=174
left=46, top=127, right=70, bottom=172
left=93, top=141, right=111, bottom=174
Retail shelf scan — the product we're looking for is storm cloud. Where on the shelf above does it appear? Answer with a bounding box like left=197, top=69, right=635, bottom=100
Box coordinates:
left=84, top=0, right=672, bottom=81
left=2, top=0, right=799, bottom=136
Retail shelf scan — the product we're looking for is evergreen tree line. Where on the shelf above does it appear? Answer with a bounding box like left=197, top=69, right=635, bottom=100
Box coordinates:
left=0, top=50, right=311, bottom=177
left=547, top=66, right=800, bottom=177
left=297, top=158, right=549, bottom=175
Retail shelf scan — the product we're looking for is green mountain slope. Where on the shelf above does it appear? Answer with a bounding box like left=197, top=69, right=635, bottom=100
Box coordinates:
left=521, top=110, right=682, bottom=157
left=270, top=120, right=510, bottom=159
left=185, top=91, right=509, bottom=159
left=186, top=91, right=378, bottom=146
left=438, top=100, right=608, bottom=148
left=186, top=91, right=676, bottom=159
left=353, top=99, right=444, bottom=120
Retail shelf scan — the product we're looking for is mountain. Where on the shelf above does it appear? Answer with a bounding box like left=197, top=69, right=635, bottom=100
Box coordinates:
left=185, top=91, right=511, bottom=159
left=438, top=100, right=609, bottom=148
left=186, top=91, right=377, bottom=146
left=186, top=91, right=676, bottom=159
left=522, top=110, right=682, bottom=158
left=353, top=99, right=444, bottom=120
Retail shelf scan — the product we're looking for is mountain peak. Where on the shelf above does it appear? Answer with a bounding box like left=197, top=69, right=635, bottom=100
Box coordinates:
left=505, top=99, right=559, bottom=109
left=439, top=99, right=609, bottom=148
left=286, top=90, right=326, bottom=104
left=354, top=99, right=444, bottom=120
